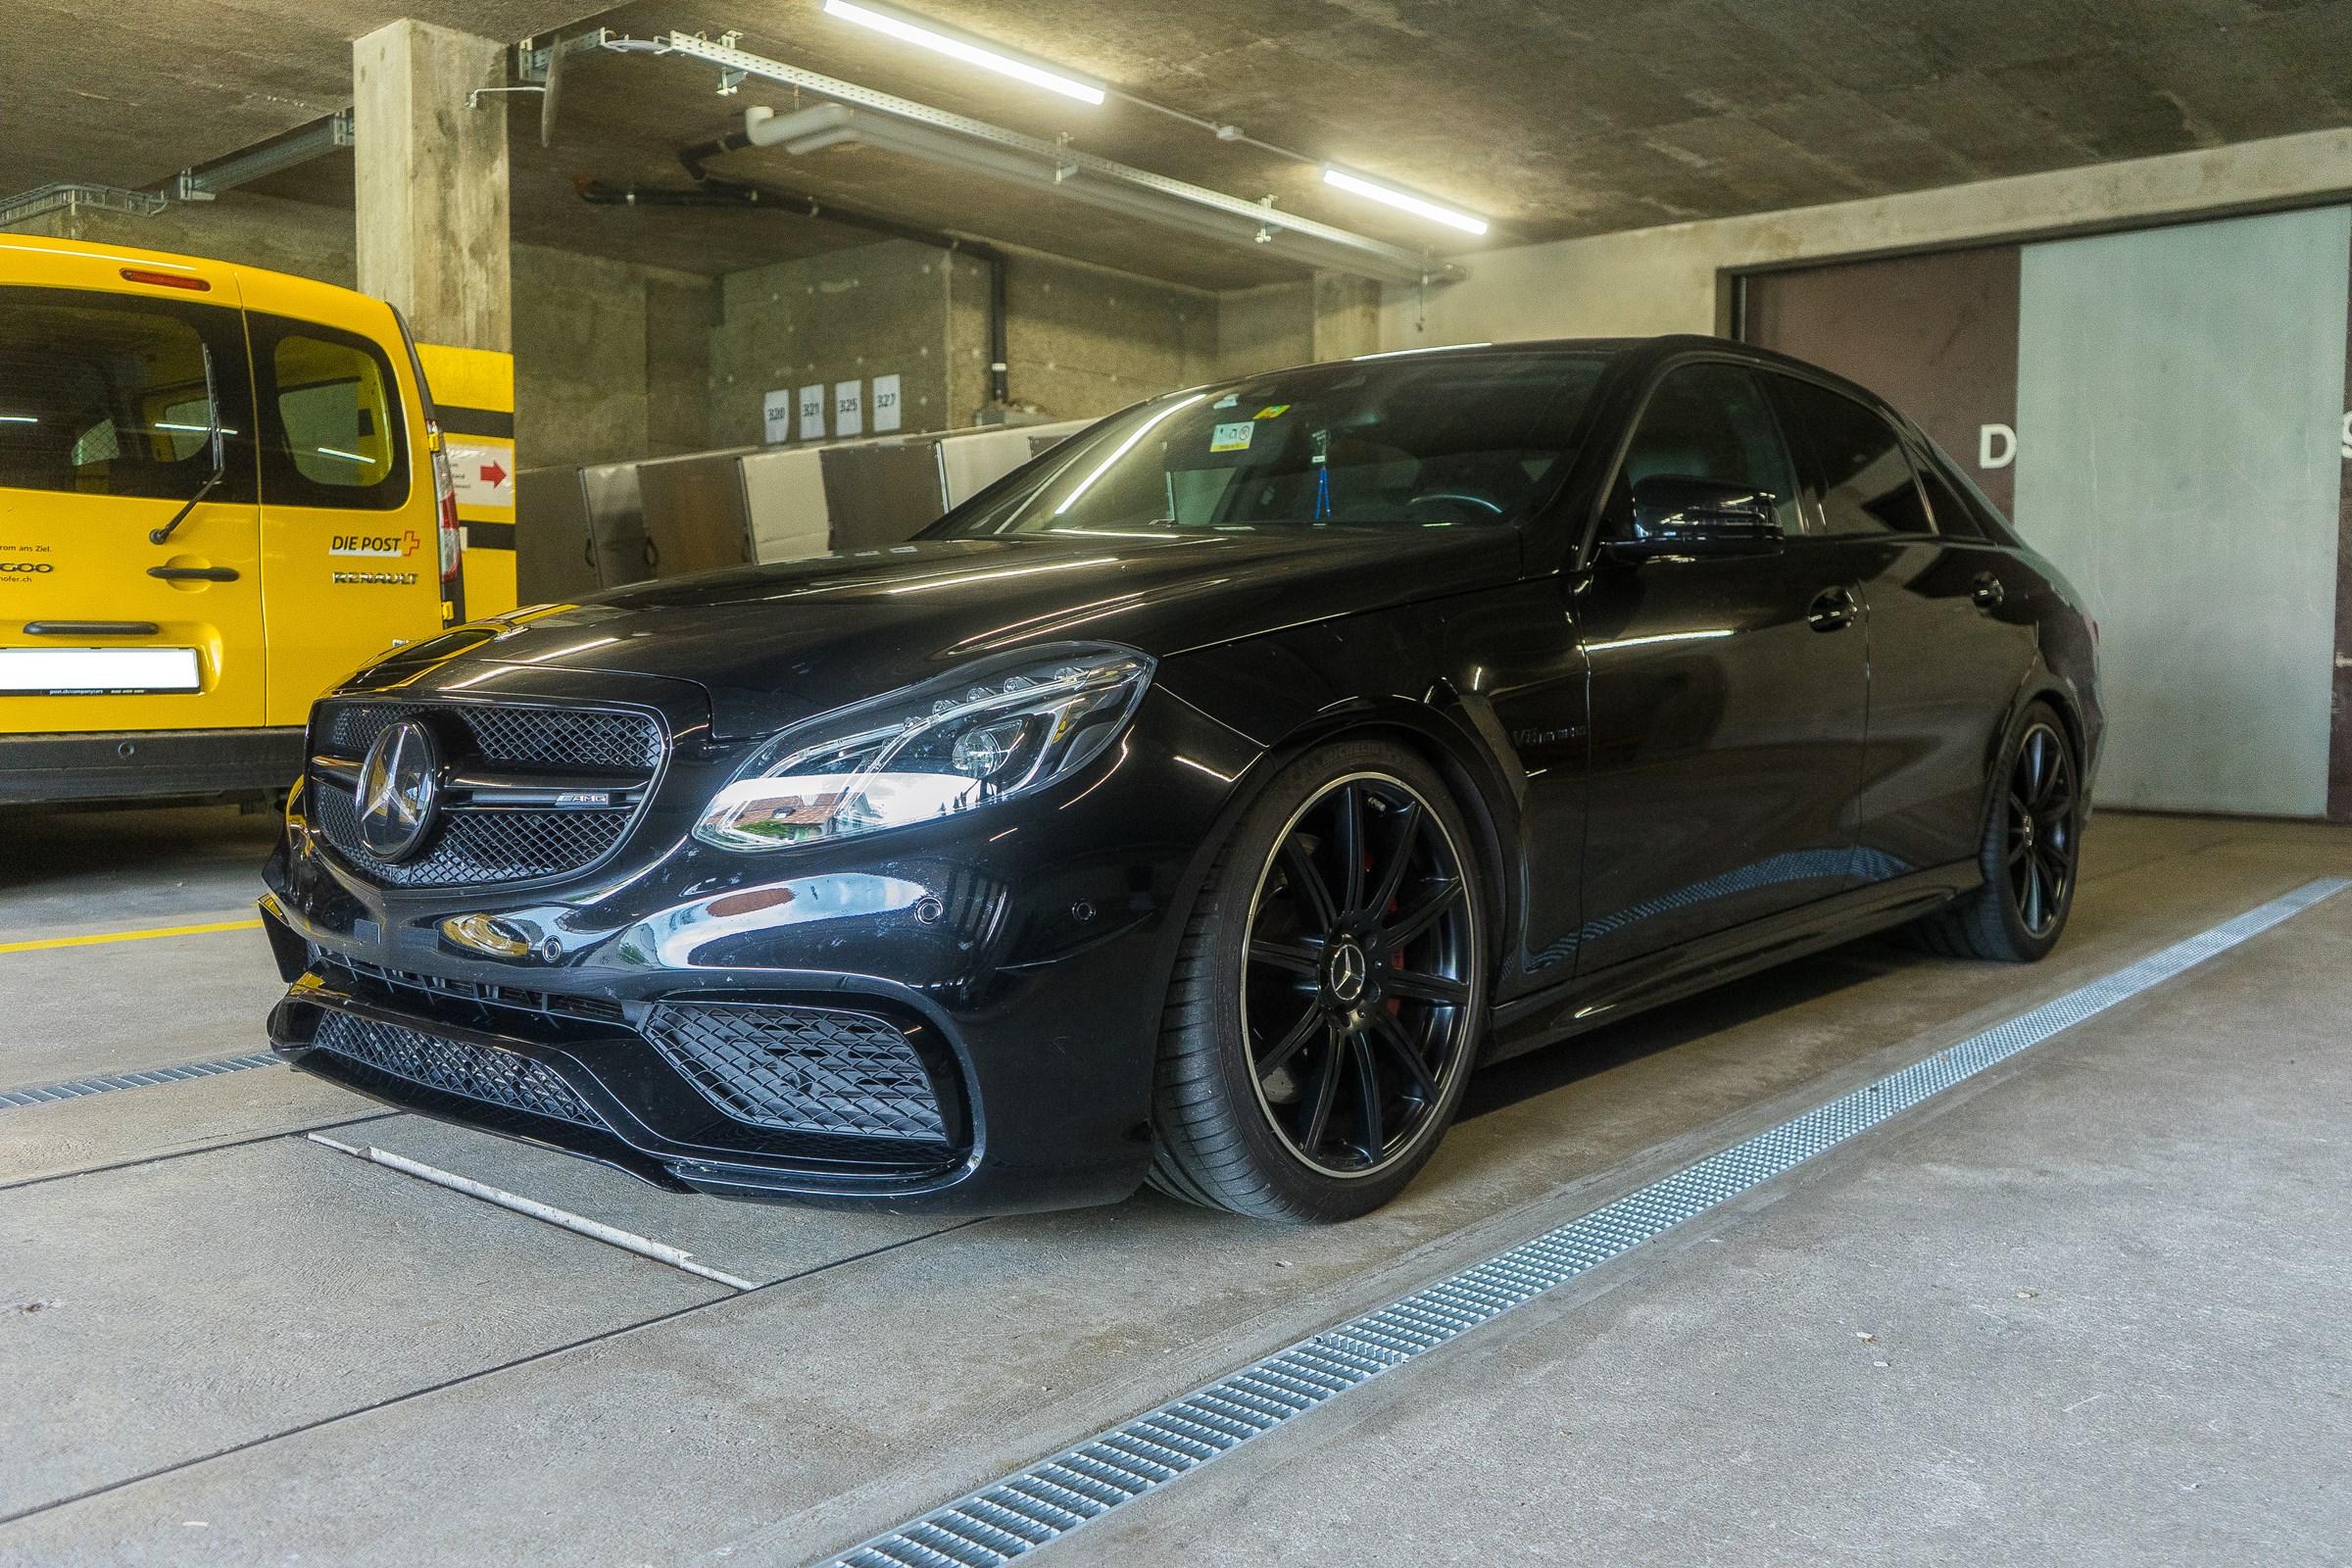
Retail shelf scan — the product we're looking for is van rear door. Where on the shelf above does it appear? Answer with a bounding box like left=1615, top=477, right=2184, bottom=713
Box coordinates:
left=247, top=309, right=441, bottom=724
left=0, top=255, right=266, bottom=733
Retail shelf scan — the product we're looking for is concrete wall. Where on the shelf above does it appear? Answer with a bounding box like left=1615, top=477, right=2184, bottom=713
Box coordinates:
left=708, top=238, right=962, bottom=448
left=998, top=245, right=1219, bottom=421
left=1380, top=125, right=2352, bottom=350
left=514, top=246, right=713, bottom=470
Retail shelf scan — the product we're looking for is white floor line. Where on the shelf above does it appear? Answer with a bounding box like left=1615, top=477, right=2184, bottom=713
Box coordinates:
left=812, top=876, right=2349, bottom=1568
left=305, top=1133, right=758, bottom=1292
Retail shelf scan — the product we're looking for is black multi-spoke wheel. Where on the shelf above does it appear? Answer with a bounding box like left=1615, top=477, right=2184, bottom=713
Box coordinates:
left=2004, top=719, right=2077, bottom=937
left=1244, top=772, right=1477, bottom=1176
left=1150, top=740, right=1488, bottom=1221
left=1907, top=701, right=2082, bottom=962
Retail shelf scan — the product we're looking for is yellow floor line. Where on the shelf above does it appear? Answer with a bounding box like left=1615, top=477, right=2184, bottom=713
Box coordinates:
left=0, top=918, right=264, bottom=956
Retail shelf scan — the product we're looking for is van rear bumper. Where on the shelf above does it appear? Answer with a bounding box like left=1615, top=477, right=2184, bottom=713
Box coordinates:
left=0, top=727, right=305, bottom=805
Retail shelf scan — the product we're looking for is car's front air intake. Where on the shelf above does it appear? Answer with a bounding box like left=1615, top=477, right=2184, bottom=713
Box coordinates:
left=308, top=700, right=662, bottom=888
left=310, top=1010, right=606, bottom=1128
left=641, top=1003, right=951, bottom=1143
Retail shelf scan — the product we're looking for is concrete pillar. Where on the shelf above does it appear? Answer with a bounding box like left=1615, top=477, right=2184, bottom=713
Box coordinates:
left=1311, top=273, right=1383, bottom=362
left=353, top=20, right=511, bottom=352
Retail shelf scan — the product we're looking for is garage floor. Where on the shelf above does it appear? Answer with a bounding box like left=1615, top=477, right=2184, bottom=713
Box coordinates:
left=3, top=808, right=2347, bottom=1565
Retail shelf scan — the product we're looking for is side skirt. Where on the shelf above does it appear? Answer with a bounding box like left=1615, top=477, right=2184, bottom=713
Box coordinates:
left=1483, top=859, right=1980, bottom=1063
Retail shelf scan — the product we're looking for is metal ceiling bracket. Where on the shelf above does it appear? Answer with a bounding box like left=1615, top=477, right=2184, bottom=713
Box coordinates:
left=174, top=110, right=355, bottom=200
left=615, top=29, right=1458, bottom=286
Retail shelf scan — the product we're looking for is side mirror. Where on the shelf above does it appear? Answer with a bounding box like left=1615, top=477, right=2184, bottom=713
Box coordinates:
left=1610, top=474, right=1784, bottom=560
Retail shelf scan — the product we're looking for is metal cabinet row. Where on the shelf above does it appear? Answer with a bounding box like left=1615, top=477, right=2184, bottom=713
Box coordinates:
left=513, top=420, right=1091, bottom=604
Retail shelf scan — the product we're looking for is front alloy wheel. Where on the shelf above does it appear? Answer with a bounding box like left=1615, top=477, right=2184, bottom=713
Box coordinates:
left=1150, top=740, right=1487, bottom=1221
left=1244, top=774, right=1477, bottom=1176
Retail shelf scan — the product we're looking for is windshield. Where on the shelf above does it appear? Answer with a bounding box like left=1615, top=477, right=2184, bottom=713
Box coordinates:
left=931, top=350, right=1610, bottom=539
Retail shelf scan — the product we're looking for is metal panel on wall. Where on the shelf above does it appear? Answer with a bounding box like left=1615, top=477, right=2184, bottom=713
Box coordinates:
left=512, top=466, right=600, bottom=606
left=635, top=448, right=759, bottom=578
left=2014, top=206, right=2351, bottom=817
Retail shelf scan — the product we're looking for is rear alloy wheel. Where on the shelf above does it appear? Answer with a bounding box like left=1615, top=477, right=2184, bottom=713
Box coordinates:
left=1907, top=701, right=2082, bottom=962
left=1150, top=741, right=1486, bottom=1221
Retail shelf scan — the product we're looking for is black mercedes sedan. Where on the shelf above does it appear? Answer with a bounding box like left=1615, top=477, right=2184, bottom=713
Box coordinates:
left=261, top=335, right=2100, bottom=1222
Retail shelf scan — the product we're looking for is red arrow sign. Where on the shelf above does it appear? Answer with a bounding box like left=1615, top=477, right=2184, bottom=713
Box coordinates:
left=478, top=460, right=508, bottom=487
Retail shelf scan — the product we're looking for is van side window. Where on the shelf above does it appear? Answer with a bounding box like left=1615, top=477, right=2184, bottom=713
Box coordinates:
left=1768, top=375, right=1933, bottom=536
left=250, top=314, right=409, bottom=512
left=0, top=288, right=255, bottom=503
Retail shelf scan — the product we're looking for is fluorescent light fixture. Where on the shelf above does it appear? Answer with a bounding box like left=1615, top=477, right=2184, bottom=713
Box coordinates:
left=823, top=0, right=1105, bottom=105
left=1322, top=167, right=1489, bottom=235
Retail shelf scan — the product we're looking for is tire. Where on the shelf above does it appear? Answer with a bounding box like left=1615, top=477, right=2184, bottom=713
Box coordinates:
left=1148, top=738, right=1489, bottom=1222
left=1906, top=701, right=2082, bottom=962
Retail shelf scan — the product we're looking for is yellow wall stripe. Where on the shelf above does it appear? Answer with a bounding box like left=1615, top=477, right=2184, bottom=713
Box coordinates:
left=0, top=918, right=265, bottom=956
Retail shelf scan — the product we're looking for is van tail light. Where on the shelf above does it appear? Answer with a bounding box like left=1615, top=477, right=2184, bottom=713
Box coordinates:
left=430, top=428, right=462, bottom=585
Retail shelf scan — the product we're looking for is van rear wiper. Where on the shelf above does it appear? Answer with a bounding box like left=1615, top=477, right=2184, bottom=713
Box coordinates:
left=151, top=342, right=224, bottom=546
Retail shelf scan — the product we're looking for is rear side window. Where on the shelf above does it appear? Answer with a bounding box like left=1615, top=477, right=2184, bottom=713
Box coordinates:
left=250, top=312, right=409, bottom=511
left=1769, top=375, right=1932, bottom=536
left=1907, top=445, right=1986, bottom=540
left=0, top=285, right=256, bottom=503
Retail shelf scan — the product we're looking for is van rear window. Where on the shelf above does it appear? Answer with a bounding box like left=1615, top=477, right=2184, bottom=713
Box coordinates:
left=250, top=313, right=409, bottom=512
left=0, top=287, right=255, bottom=503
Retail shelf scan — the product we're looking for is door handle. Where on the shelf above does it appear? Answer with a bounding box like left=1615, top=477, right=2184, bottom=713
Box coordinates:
left=1807, top=585, right=1856, bottom=632
left=147, top=565, right=239, bottom=582
left=24, top=620, right=160, bottom=636
left=1972, top=571, right=2006, bottom=611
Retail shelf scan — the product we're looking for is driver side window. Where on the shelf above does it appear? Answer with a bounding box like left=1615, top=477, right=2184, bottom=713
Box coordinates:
left=1603, top=363, right=1801, bottom=540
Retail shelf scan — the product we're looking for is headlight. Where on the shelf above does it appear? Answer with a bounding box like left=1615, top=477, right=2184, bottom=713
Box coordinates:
left=693, top=643, right=1154, bottom=852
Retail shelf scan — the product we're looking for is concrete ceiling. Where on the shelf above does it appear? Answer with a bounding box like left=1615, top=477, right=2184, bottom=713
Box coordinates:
left=6, top=0, right=2350, bottom=289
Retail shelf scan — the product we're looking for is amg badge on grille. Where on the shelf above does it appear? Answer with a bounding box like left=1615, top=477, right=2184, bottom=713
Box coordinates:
left=355, top=717, right=442, bottom=861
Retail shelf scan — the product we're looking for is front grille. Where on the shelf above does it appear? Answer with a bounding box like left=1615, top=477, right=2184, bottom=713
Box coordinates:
left=642, top=1003, right=948, bottom=1143
left=311, top=1010, right=605, bottom=1128
left=309, top=699, right=662, bottom=889
left=313, top=788, right=633, bottom=886
left=327, top=702, right=662, bottom=770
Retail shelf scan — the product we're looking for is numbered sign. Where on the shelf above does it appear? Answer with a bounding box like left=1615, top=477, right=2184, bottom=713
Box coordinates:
left=872, top=373, right=903, bottom=433
left=834, top=380, right=863, bottom=438
left=798, top=384, right=825, bottom=442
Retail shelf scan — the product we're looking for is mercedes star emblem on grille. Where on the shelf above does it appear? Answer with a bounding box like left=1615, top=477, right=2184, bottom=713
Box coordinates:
left=355, top=717, right=442, bottom=861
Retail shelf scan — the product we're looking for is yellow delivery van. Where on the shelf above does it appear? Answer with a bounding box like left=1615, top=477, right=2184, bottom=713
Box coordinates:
left=0, top=233, right=462, bottom=804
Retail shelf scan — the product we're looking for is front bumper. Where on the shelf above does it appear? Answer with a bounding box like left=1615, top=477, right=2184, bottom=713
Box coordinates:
left=263, top=683, right=1260, bottom=1215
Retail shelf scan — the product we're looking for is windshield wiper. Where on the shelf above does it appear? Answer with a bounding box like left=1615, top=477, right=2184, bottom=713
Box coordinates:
left=151, top=342, right=224, bottom=547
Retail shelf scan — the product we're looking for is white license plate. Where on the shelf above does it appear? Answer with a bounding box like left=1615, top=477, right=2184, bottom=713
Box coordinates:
left=0, top=646, right=202, bottom=694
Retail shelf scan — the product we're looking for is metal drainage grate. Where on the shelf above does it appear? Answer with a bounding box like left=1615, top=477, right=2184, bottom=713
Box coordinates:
left=821, top=877, right=2349, bottom=1568
left=0, top=1053, right=280, bottom=1109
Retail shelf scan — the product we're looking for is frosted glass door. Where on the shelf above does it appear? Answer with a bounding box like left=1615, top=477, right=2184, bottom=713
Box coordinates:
left=2014, top=207, right=2350, bottom=817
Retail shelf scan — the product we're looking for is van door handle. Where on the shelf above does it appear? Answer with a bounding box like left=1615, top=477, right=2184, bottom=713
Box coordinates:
left=1807, top=585, right=1856, bottom=631
left=24, top=620, right=161, bottom=636
left=147, top=565, right=240, bottom=582
left=1972, top=571, right=2006, bottom=611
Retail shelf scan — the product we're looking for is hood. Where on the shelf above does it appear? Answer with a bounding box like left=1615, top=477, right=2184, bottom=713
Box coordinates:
left=358, top=528, right=1521, bottom=737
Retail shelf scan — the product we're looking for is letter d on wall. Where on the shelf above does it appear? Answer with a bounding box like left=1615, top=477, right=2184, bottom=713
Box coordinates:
left=1980, top=422, right=2017, bottom=469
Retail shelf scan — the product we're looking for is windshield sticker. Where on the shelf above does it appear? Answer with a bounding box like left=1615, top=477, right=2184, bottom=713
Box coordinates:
left=1211, top=393, right=1239, bottom=410
left=1253, top=404, right=1291, bottom=418
left=1209, top=420, right=1255, bottom=453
